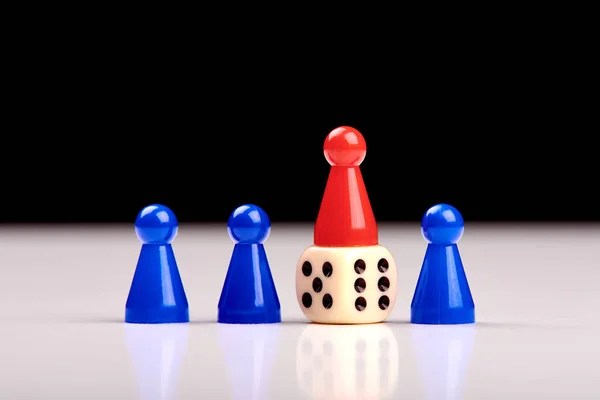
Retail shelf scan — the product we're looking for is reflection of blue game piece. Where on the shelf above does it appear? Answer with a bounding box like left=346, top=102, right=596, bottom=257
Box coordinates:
left=125, top=323, right=189, bottom=399
left=218, top=204, right=281, bottom=324
left=410, top=204, right=475, bottom=325
left=125, top=204, right=189, bottom=324
left=218, top=324, right=281, bottom=399
left=411, top=324, right=475, bottom=399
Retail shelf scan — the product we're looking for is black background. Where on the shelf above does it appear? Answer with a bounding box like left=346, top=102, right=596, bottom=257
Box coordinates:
left=2, top=106, right=596, bottom=224
left=2, top=19, right=597, bottom=224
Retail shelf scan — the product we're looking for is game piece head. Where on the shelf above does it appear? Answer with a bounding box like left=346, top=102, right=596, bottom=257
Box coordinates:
left=421, top=204, right=464, bottom=245
left=135, top=204, right=178, bottom=244
left=227, top=204, right=271, bottom=244
left=323, top=126, right=367, bottom=166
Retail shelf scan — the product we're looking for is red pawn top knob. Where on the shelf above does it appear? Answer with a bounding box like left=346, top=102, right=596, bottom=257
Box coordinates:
left=324, top=126, right=367, bottom=166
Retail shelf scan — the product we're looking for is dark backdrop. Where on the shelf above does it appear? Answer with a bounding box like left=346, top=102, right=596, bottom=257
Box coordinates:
left=2, top=104, right=596, bottom=224
left=2, top=28, right=596, bottom=224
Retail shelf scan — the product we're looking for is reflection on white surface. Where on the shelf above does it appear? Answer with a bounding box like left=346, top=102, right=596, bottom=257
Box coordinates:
left=411, top=324, right=475, bottom=400
left=217, top=323, right=282, bottom=400
left=296, top=323, right=399, bottom=399
left=124, top=323, right=189, bottom=400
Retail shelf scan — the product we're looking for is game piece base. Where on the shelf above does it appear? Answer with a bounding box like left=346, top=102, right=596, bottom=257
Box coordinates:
left=125, top=307, right=189, bottom=324
left=410, top=307, right=475, bottom=325
left=218, top=309, right=281, bottom=324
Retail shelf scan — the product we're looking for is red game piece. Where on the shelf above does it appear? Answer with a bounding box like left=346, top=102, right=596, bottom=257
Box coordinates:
left=315, top=126, right=378, bottom=247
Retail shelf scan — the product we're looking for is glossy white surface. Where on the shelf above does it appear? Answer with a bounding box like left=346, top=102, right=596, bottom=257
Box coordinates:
left=0, top=223, right=599, bottom=399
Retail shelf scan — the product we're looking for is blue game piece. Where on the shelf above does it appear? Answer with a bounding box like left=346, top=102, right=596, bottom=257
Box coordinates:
left=410, top=204, right=475, bottom=325
left=125, top=204, right=189, bottom=324
left=218, top=204, right=281, bottom=324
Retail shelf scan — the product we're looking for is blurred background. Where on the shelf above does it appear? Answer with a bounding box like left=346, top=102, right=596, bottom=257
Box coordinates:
left=2, top=98, right=596, bottom=224
left=2, top=107, right=595, bottom=225
left=2, top=21, right=596, bottom=225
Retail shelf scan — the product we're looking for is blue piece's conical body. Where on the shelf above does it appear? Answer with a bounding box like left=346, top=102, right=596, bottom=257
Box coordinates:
left=218, top=243, right=281, bottom=324
left=126, top=244, right=189, bottom=324
left=410, top=243, right=475, bottom=324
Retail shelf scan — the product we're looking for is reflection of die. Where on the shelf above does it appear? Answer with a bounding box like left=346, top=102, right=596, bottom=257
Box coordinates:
left=296, top=245, right=397, bottom=324
left=296, top=323, right=399, bottom=399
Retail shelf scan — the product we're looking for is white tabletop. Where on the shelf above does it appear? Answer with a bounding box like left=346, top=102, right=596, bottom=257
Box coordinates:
left=0, top=223, right=598, bottom=399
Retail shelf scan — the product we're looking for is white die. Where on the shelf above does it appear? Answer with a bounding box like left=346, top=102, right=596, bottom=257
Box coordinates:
left=295, top=245, right=398, bottom=324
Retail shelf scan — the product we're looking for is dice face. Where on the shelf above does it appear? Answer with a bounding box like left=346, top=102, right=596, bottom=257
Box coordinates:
left=295, top=245, right=398, bottom=324
left=296, top=323, right=399, bottom=399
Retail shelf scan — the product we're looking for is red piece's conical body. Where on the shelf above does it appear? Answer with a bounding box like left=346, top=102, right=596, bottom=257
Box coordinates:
left=314, top=126, right=378, bottom=247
